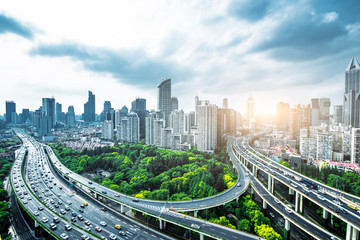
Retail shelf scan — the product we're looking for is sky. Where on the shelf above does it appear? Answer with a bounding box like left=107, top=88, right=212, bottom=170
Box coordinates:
left=0, top=0, right=359, bottom=116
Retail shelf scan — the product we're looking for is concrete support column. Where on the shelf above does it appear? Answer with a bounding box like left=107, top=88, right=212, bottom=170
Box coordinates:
left=200, top=233, right=204, bottom=240
left=194, top=211, right=198, bottom=218
left=94, top=192, right=98, bottom=200
left=268, top=174, right=272, bottom=192
left=263, top=200, right=267, bottom=210
left=163, top=221, right=166, bottom=229
left=120, top=204, right=124, bottom=213
left=299, top=194, right=303, bottom=213
left=346, top=224, right=352, bottom=240
left=352, top=227, right=359, bottom=240
left=322, top=208, right=329, bottom=219
left=271, top=176, right=275, bottom=194
left=288, top=188, right=294, bottom=195
left=159, top=219, right=163, bottom=230
left=284, top=218, right=291, bottom=240
left=295, top=191, right=299, bottom=212
left=34, top=220, right=39, bottom=227
left=252, top=165, right=255, bottom=175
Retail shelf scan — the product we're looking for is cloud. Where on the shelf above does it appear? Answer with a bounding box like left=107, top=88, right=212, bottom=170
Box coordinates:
left=0, top=13, right=34, bottom=39
left=29, top=42, right=193, bottom=88
left=228, top=0, right=270, bottom=22
left=250, top=8, right=349, bottom=61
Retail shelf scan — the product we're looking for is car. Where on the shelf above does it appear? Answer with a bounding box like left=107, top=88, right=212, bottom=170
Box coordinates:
left=115, top=193, right=120, bottom=197
left=83, top=202, right=88, bottom=206
left=101, top=207, right=106, bottom=212
left=330, top=237, right=339, bottom=240
left=78, top=215, right=84, bottom=221
left=100, top=221, right=106, bottom=227
left=285, top=207, right=293, bottom=214
left=101, top=191, right=107, bottom=194
left=60, top=209, right=66, bottom=215
left=119, top=231, right=126, bottom=236
left=115, top=224, right=121, bottom=229
left=23, top=200, right=28, bottom=204
left=65, top=224, right=72, bottom=231
left=269, top=212, right=275, bottom=218
left=54, top=204, right=59, bottom=208
left=318, top=195, right=325, bottom=201
left=348, top=204, right=358, bottom=210
left=65, top=205, right=70, bottom=211
left=274, top=198, right=280, bottom=204
left=88, top=181, right=92, bottom=185
left=72, top=212, right=77, bottom=217
left=109, top=234, right=117, bottom=240
left=95, top=226, right=102, bottom=232
left=34, top=211, right=39, bottom=216
left=237, top=183, right=241, bottom=187
left=84, top=226, right=91, bottom=231
left=53, top=217, right=60, bottom=223
left=132, top=199, right=139, bottom=202
left=58, top=201, right=63, bottom=205
left=85, top=220, right=91, bottom=226
left=191, top=223, right=200, bottom=229
left=81, top=235, right=90, bottom=240
left=67, top=200, right=72, bottom=205
left=42, top=217, right=48, bottom=223
left=79, top=209, right=84, bottom=213
left=50, top=223, right=57, bottom=230
left=60, top=233, right=69, bottom=240
left=80, top=205, right=85, bottom=208
left=71, top=217, right=77, bottom=222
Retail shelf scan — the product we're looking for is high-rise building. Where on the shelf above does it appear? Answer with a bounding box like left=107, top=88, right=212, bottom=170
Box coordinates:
left=5, top=101, right=16, bottom=124
left=38, top=116, right=52, bottom=137
left=55, top=102, right=66, bottom=124
left=247, top=97, right=255, bottom=129
left=101, top=101, right=112, bottom=121
left=333, top=105, right=343, bottom=126
left=66, top=106, right=76, bottom=126
left=117, top=113, right=139, bottom=143
left=169, top=110, right=185, bottom=135
left=102, top=120, right=114, bottom=140
left=83, top=91, right=96, bottom=122
left=158, top=79, right=172, bottom=125
left=131, top=98, right=147, bottom=138
left=42, top=97, right=56, bottom=128
left=171, top=97, right=178, bottom=111
left=351, top=128, right=360, bottom=164
left=223, top=98, right=228, bottom=109
left=276, top=102, right=290, bottom=130
left=21, top=109, right=30, bottom=124
left=145, top=112, right=156, bottom=145
left=217, top=108, right=236, bottom=147
left=311, top=98, right=331, bottom=126
left=290, top=104, right=312, bottom=142
left=343, top=57, right=360, bottom=127
left=196, top=99, right=217, bottom=153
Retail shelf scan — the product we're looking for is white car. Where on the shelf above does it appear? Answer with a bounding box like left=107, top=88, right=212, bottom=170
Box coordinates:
left=60, top=233, right=69, bottom=240
left=34, top=211, right=39, bottom=216
left=42, top=217, right=48, bottom=223
left=109, top=234, right=117, bottom=240
left=191, top=223, right=200, bottom=229
left=285, top=207, right=293, bottom=214
left=100, top=221, right=107, bottom=227
left=274, top=198, right=280, bottom=204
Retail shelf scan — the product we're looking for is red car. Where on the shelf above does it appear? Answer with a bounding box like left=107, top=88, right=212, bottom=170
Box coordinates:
left=95, top=226, right=102, bottom=232
left=101, top=207, right=106, bottom=212
left=84, top=220, right=91, bottom=226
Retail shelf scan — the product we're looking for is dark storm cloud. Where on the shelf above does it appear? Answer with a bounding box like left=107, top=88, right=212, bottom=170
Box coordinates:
left=29, top=42, right=193, bottom=88
left=0, top=13, right=34, bottom=39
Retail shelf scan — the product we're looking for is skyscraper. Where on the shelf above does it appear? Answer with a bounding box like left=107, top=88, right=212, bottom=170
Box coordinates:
left=276, top=102, right=290, bottom=130
left=158, top=79, right=172, bottom=125
left=223, top=98, right=228, bottom=109
left=171, top=97, right=178, bottom=111
left=83, top=91, right=96, bottom=122
left=289, top=104, right=311, bottom=141
left=21, top=109, right=30, bottom=124
left=343, top=57, right=360, bottom=127
left=196, top=99, right=217, bottom=153
left=131, top=98, right=147, bottom=138
left=333, top=105, right=343, bottom=125
left=102, top=120, right=114, bottom=140
left=311, top=98, right=331, bottom=126
left=66, top=106, right=76, bottom=126
left=42, top=97, right=55, bottom=128
left=101, top=101, right=112, bottom=121
left=5, top=101, right=16, bottom=124
left=247, top=97, right=255, bottom=129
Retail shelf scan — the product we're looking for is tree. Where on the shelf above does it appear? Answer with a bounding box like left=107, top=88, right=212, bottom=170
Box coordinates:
left=255, top=224, right=282, bottom=240
left=238, top=219, right=252, bottom=232
left=210, top=216, right=236, bottom=229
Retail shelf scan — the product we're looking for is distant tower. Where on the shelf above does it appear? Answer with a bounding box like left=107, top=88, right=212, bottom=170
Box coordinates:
left=171, top=97, right=178, bottom=111
left=5, top=101, right=16, bottom=124
left=247, top=97, right=255, bottom=128
left=83, top=91, right=96, bottom=122
left=42, top=97, right=56, bottom=128
left=196, top=99, right=217, bottom=153
left=223, top=98, right=228, bottom=109
left=343, top=57, right=360, bottom=127
left=157, top=79, right=172, bottom=126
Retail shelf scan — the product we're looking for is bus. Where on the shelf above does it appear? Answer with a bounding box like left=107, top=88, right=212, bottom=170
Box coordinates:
left=300, top=179, right=318, bottom=190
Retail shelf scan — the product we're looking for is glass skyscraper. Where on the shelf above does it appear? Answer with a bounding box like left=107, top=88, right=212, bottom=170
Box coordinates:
left=343, top=57, right=360, bottom=127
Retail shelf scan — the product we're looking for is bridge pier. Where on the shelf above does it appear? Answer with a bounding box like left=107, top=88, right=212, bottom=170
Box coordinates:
left=346, top=224, right=359, bottom=240
left=194, top=211, right=198, bottom=218
left=322, top=208, right=329, bottom=225
left=299, top=194, right=303, bottom=213
left=200, top=233, right=204, bottom=240
left=284, top=218, right=290, bottom=240
left=159, top=219, right=163, bottom=230
left=263, top=200, right=267, bottom=209
left=267, top=175, right=272, bottom=192
left=295, top=191, right=299, bottom=212
left=120, top=204, right=124, bottom=213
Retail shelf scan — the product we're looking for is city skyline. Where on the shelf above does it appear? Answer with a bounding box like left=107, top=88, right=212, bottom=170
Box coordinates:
left=1, top=1, right=360, bottom=115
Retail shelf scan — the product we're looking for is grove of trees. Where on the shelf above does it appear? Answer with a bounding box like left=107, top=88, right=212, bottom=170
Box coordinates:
left=52, top=142, right=237, bottom=200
